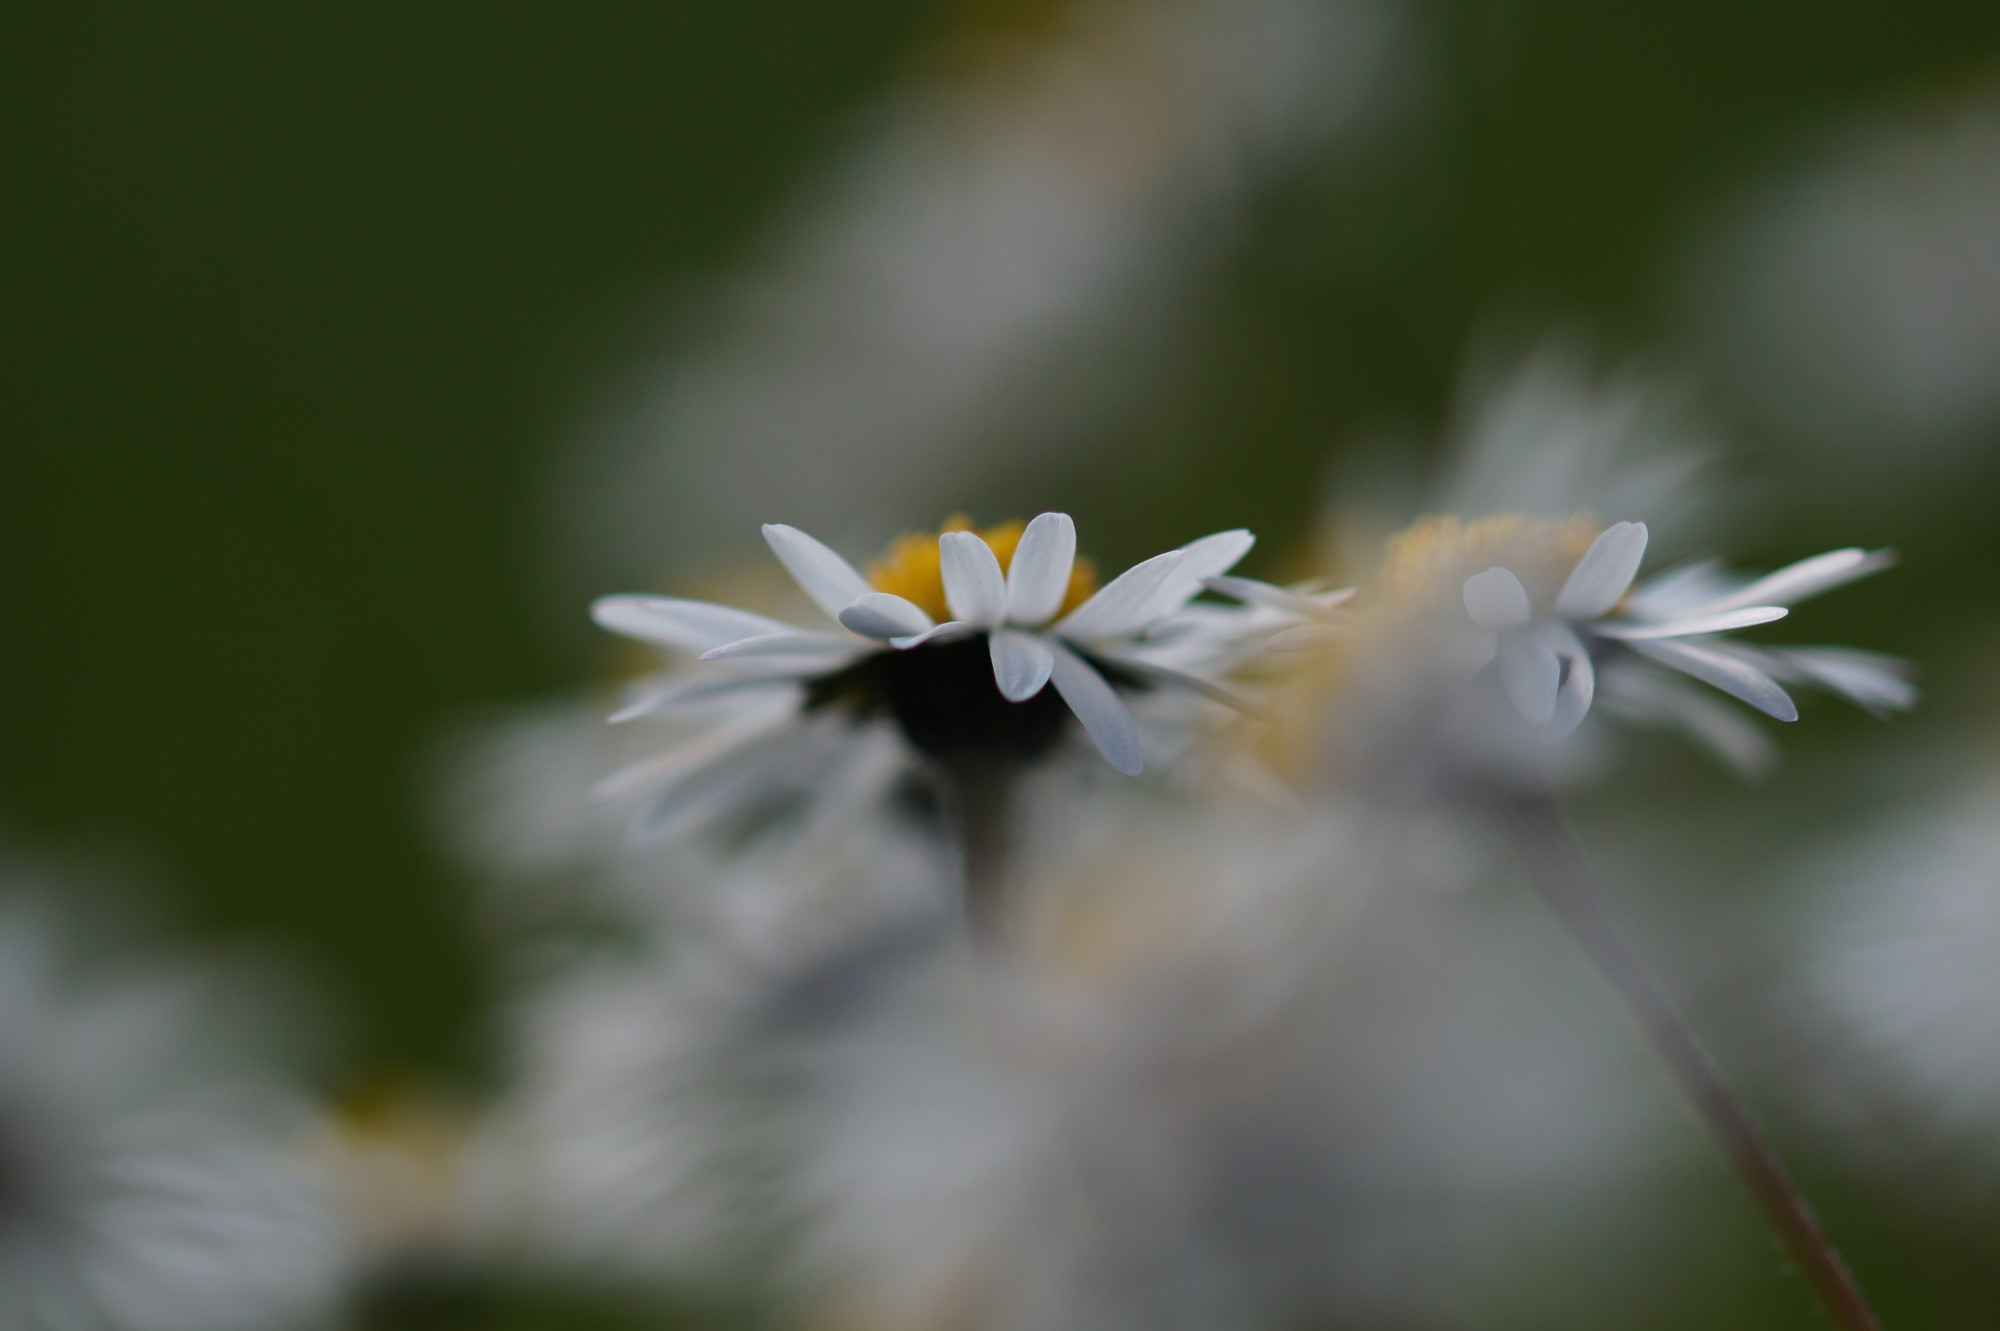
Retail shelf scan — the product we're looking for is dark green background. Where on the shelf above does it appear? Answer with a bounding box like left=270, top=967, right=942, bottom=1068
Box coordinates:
left=6, top=5, right=1998, bottom=1327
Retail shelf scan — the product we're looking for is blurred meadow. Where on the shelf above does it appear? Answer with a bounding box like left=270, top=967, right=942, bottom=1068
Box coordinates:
left=6, top=3, right=2000, bottom=1329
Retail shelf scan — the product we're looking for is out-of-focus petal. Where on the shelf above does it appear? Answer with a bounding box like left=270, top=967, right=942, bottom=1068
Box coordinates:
left=1554, top=521, right=1649, bottom=618
left=1463, top=566, right=1531, bottom=629
left=698, top=632, right=860, bottom=661
left=591, top=596, right=797, bottom=654
left=1538, top=621, right=1595, bottom=741
left=1593, top=605, right=1789, bottom=640
left=1697, top=547, right=1895, bottom=614
left=1498, top=630, right=1560, bottom=725
left=1773, top=647, right=1918, bottom=716
left=1629, top=637, right=1799, bottom=721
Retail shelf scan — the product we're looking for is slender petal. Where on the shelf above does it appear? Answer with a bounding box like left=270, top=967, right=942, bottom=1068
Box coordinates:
left=1629, top=637, right=1799, bottom=721
left=1599, top=665, right=1778, bottom=778
left=698, top=631, right=860, bottom=661
left=939, top=530, right=1008, bottom=627
left=1204, top=575, right=1354, bottom=617
left=1555, top=521, right=1650, bottom=618
left=1593, top=605, right=1789, bottom=640
left=1057, top=549, right=1185, bottom=642
left=763, top=523, right=875, bottom=621
left=1265, top=624, right=1343, bottom=652
left=592, top=698, right=798, bottom=802
left=608, top=673, right=800, bottom=723
left=1048, top=641, right=1144, bottom=775
left=989, top=629, right=1056, bottom=702
left=1542, top=621, right=1596, bottom=740
left=627, top=721, right=835, bottom=842
left=1148, top=529, right=1255, bottom=617
left=1697, top=548, right=1895, bottom=614
left=889, top=621, right=974, bottom=650
left=1499, top=629, right=1561, bottom=724
left=1771, top=647, right=1917, bottom=716
left=591, top=595, right=796, bottom=654
left=1623, top=558, right=1727, bottom=620
left=1100, top=654, right=1263, bottom=717
left=837, top=592, right=934, bottom=641
left=1006, top=512, right=1077, bottom=626
left=1463, top=566, right=1532, bottom=629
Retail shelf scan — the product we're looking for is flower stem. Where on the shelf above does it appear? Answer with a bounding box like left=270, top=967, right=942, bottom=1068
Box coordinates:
left=935, top=758, right=1017, bottom=937
left=1505, top=793, right=1883, bottom=1331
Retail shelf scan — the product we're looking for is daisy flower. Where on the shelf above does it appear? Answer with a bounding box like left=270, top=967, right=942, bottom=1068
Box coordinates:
left=591, top=514, right=1262, bottom=840
left=1224, top=514, right=1910, bottom=773
left=0, top=892, right=344, bottom=1331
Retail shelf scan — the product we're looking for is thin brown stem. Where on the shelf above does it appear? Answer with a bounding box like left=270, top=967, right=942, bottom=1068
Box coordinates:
left=1505, top=793, right=1883, bottom=1331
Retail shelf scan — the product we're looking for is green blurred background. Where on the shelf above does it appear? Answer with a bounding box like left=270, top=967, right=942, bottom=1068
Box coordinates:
left=7, top=4, right=2000, bottom=1326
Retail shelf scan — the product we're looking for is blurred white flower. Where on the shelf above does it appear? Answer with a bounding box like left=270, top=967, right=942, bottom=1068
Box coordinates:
left=0, top=893, right=343, bottom=1331
left=1684, top=86, right=2000, bottom=486
left=559, top=0, right=1405, bottom=596
left=474, top=952, right=766, bottom=1287
left=1798, top=772, right=2000, bottom=1151
left=752, top=791, right=1680, bottom=1329
left=590, top=515, right=1268, bottom=841
left=1228, top=512, right=1906, bottom=785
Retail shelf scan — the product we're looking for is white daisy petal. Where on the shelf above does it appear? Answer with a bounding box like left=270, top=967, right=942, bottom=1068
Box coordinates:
left=1149, top=529, right=1255, bottom=617
left=762, top=523, right=875, bottom=621
left=1623, top=558, right=1727, bottom=620
left=590, top=595, right=797, bottom=654
left=1542, top=621, right=1596, bottom=740
left=1592, top=605, right=1789, bottom=641
left=989, top=629, right=1056, bottom=702
left=1629, top=637, right=1799, bottom=721
left=1598, top=664, right=1779, bottom=778
left=1048, top=640, right=1144, bottom=775
left=1772, top=647, right=1918, bottom=716
left=1204, top=575, right=1353, bottom=617
left=698, top=631, right=861, bottom=661
left=1265, top=624, right=1343, bottom=652
left=939, top=530, right=1008, bottom=627
left=889, top=621, right=974, bottom=650
left=837, top=592, right=935, bottom=641
left=592, top=698, right=798, bottom=802
left=1555, top=521, right=1650, bottom=619
left=627, top=722, right=836, bottom=842
left=1499, top=629, right=1561, bottom=725
left=1099, top=654, right=1264, bottom=717
left=1005, top=512, right=1077, bottom=626
left=1463, top=566, right=1532, bottom=629
left=1697, top=547, right=1895, bottom=614
left=607, top=673, right=801, bottom=723
left=1057, top=549, right=1186, bottom=642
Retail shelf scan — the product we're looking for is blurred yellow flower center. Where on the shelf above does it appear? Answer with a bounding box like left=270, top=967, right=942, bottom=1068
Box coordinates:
left=868, top=515, right=1098, bottom=623
left=1378, top=512, right=1599, bottom=612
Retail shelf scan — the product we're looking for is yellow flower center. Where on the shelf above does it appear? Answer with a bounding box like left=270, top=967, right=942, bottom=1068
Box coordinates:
left=868, top=515, right=1098, bottom=623
left=1237, top=511, right=1602, bottom=784
left=1377, top=512, right=1600, bottom=614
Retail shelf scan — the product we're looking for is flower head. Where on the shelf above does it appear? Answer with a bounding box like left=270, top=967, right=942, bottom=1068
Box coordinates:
left=0, top=892, right=343, bottom=1331
left=1223, top=512, right=1911, bottom=779
left=590, top=515, right=1264, bottom=841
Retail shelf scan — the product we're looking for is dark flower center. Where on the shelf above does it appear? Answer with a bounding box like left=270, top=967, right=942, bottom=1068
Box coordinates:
left=803, top=633, right=1141, bottom=766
